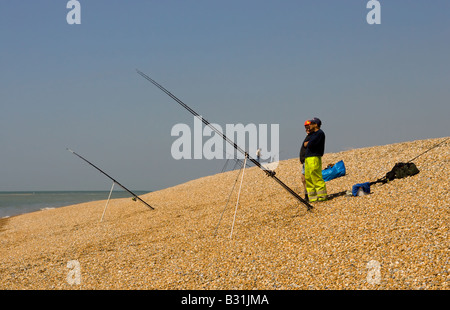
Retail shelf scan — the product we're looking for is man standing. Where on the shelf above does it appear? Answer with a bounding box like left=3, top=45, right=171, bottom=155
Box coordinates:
left=303, top=117, right=327, bottom=202
left=299, top=120, right=312, bottom=201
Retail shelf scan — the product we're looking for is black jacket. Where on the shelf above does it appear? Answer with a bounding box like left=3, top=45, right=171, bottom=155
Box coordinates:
left=299, top=134, right=311, bottom=164
left=305, top=129, right=325, bottom=158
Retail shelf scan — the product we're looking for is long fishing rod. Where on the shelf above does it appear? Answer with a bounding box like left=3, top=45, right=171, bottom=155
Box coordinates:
left=371, top=137, right=450, bottom=185
left=327, top=137, right=450, bottom=199
left=67, top=148, right=154, bottom=210
left=407, top=137, right=449, bottom=163
left=136, top=69, right=313, bottom=211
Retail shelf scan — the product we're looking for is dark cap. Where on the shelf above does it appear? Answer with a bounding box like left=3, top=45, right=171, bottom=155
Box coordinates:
left=310, top=117, right=322, bottom=127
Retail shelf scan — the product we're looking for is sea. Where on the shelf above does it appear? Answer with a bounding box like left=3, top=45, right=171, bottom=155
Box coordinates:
left=0, top=191, right=149, bottom=218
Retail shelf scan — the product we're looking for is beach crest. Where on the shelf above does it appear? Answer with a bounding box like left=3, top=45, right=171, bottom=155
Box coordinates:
left=0, top=137, right=448, bottom=290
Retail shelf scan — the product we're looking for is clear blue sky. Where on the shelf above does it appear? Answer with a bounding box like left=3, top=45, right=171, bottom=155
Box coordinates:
left=1, top=1, right=449, bottom=191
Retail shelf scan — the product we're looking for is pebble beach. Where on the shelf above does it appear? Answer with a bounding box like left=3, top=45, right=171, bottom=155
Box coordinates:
left=0, top=137, right=448, bottom=290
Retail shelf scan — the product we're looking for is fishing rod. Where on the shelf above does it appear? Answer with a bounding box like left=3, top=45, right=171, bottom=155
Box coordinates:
left=407, top=137, right=449, bottom=163
left=67, top=148, right=154, bottom=210
left=371, top=137, right=450, bottom=185
left=136, top=69, right=313, bottom=211
left=320, top=137, right=449, bottom=200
